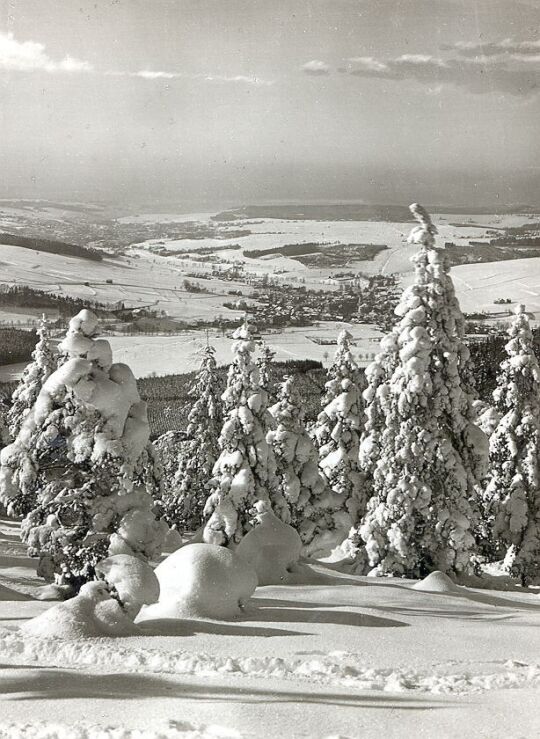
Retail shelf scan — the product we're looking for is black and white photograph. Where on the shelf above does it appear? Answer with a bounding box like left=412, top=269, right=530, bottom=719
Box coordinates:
left=0, top=1, right=539, bottom=737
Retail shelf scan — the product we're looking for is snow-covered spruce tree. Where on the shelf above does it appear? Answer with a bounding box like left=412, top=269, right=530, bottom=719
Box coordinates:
left=484, top=305, right=540, bottom=584
left=8, top=316, right=57, bottom=439
left=268, top=374, right=337, bottom=554
left=354, top=204, right=488, bottom=578
left=0, top=309, right=167, bottom=589
left=203, top=321, right=288, bottom=546
left=160, top=344, right=223, bottom=533
left=257, top=342, right=276, bottom=400
left=312, top=329, right=366, bottom=548
left=0, top=397, right=9, bottom=449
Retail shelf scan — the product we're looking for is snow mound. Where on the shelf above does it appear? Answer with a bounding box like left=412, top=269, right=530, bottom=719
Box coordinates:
left=137, top=543, right=257, bottom=621
left=33, top=583, right=73, bottom=601
left=0, top=583, right=31, bottom=601
left=0, top=721, right=242, bottom=739
left=235, top=510, right=302, bottom=586
left=95, top=554, right=160, bottom=618
left=21, top=582, right=140, bottom=638
left=412, top=571, right=460, bottom=593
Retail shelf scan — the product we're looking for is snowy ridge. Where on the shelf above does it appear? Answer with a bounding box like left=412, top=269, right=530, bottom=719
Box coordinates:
left=0, top=720, right=241, bottom=739
left=1, top=627, right=539, bottom=697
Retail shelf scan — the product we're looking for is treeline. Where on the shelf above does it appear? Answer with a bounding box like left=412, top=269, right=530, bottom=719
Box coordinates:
left=0, top=328, right=38, bottom=365
left=138, top=359, right=324, bottom=439
left=0, top=285, right=113, bottom=317
left=0, top=232, right=103, bottom=261
left=469, top=327, right=540, bottom=401
left=245, top=243, right=326, bottom=259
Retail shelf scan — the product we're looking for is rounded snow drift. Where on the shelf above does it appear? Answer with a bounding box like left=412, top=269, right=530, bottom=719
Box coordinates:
left=95, top=554, right=160, bottom=618
left=235, top=511, right=302, bottom=586
left=412, top=570, right=460, bottom=593
left=137, top=543, right=258, bottom=621
left=21, top=582, right=139, bottom=639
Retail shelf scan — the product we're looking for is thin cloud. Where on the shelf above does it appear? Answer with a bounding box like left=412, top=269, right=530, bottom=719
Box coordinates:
left=448, top=38, right=540, bottom=59
left=133, top=70, right=273, bottom=85
left=0, top=31, right=92, bottom=72
left=341, top=48, right=540, bottom=96
left=0, top=31, right=272, bottom=85
left=302, top=60, right=331, bottom=75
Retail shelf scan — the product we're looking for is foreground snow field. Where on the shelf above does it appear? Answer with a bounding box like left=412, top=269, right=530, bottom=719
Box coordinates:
left=1, top=516, right=539, bottom=739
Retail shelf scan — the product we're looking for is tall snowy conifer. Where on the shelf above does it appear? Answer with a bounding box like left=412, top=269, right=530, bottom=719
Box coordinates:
left=485, top=305, right=540, bottom=584
left=257, top=342, right=276, bottom=399
left=8, top=316, right=56, bottom=439
left=0, top=398, right=9, bottom=450
left=268, top=375, right=335, bottom=555
left=355, top=204, right=488, bottom=578
left=0, top=309, right=167, bottom=589
left=161, top=344, right=222, bottom=533
left=203, top=320, right=288, bottom=546
left=312, top=329, right=366, bottom=546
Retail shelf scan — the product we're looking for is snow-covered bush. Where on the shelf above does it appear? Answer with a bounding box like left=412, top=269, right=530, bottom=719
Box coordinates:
left=312, top=330, right=366, bottom=548
left=268, top=375, right=335, bottom=555
left=236, top=508, right=302, bottom=585
left=0, top=309, right=167, bottom=589
left=353, top=204, right=488, bottom=578
left=8, top=316, right=57, bottom=439
left=484, top=305, right=540, bottom=585
left=95, top=553, right=160, bottom=618
left=160, top=345, right=223, bottom=533
left=21, top=580, right=140, bottom=638
left=202, top=321, right=288, bottom=546
left=137, top=542, right=258, bottom=620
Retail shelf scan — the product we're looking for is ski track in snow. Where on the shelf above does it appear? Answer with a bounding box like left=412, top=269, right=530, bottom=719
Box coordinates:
left=1, top=627, right=539, bottom=698
left=0, top=719, right=242, bottom=739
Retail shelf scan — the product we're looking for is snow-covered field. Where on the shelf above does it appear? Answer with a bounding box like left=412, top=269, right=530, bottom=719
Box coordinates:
left=106, top=324, right=383, bottom=377
left=1, top=517, right=540, bottom=738
left=1, top=210, right=540, bottom=382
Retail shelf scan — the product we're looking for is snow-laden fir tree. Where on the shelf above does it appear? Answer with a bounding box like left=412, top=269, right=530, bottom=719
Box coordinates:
left=8, top=316, right=56, bottom=439
left=484, top=305, right=540, bottom=584
left=0, top=309, right=167, bottom=589
left=354, top=204, right=488, bottom=578
left=312, top=329, right=366, bottom=548
left=268, top=374, right=337, bottom=555
left=257, top=341, right=276, bottom=400
left=160, top=344, right=223, bottom=533
left=0, top=396, right=9, bottom=449
left=203, top=320, right=288, bottom=546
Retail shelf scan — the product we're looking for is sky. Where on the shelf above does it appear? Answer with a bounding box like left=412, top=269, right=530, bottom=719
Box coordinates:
left=0, top=0, right=539, bottom=209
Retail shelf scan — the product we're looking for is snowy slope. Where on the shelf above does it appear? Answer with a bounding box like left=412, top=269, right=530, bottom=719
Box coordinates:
left=1, top=516, right=539, bottom=738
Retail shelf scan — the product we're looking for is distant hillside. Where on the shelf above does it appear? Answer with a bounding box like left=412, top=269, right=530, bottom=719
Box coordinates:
left=212, top=203, right=538, bottom=223
left=0, top=233, right=103, bottom=261
left=212, top=204, right=413, bottom=222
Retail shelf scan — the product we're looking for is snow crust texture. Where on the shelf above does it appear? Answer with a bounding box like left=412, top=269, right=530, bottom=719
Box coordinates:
left=0, top=721, right=241, bottom=739
left=1, top=626, right=539, bottom=697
